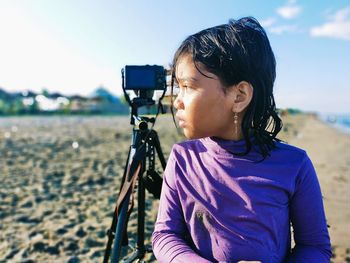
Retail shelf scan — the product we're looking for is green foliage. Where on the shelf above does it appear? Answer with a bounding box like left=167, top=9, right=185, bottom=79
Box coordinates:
left=287, top=108, right=303, bottom=115
left=0, top=99, right=8, bottom=114
left=0, top=88, right=129, bottom=115
left=41, top=88, right=50, bottom=97
left=0, top=98, right=27, bottom=115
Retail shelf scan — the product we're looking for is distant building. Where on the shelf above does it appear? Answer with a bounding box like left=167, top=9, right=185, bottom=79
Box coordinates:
left=35, top=95, right=69, bottom=111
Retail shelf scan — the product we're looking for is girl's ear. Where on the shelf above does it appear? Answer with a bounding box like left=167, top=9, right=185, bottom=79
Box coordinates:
left=229, top=81, right=254, bottom=113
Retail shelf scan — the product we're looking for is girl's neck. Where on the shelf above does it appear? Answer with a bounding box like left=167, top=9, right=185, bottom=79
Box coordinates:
left=214, top=129, right=244, bottom=141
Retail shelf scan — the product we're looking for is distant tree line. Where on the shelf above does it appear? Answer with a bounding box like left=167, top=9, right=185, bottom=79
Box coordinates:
left=0, top=87, right=129, bottom=115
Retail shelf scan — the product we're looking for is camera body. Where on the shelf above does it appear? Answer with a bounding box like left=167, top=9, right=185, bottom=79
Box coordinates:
left=124, top=65, right=166, bottom=91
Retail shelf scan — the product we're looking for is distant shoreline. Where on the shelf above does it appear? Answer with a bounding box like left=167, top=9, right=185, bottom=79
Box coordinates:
left=317, top=113, right=350, bottom=135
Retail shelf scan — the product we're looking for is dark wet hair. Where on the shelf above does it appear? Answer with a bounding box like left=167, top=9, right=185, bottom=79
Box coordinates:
left=171, top=16, right=283, bottom=159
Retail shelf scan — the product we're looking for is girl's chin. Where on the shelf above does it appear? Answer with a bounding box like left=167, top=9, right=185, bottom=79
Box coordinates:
left=183, top=129, right=206, bottom=140
left=178, top=120, right=185, bottom=127
left=182, top=129, right=194, bottom=139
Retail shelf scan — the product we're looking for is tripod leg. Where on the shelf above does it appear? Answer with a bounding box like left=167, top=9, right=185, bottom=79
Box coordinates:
left=110, top=188, right=132, bottom=263
left=105, top=127, right=163, bottom=262
left=136, top=161, right=146, bottom=257
left=104, top=146, right=141, bottom=262
left=103, top=147, right=132, bottom=263
left=149, top=130, right=167, bottom=170
left=109, top=160, right=142, bottom=263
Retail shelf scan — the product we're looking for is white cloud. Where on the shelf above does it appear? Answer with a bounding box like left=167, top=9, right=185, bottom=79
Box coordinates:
left=277, top=3, right=302, bottom=19
left=269, top=25, right=298, bottom=34
left=310, top=6, right=350, bottom=41
left=260, top=17, right=276, bottom=28
left=333, top=7, right=350, bottom=21
left=262, top=1, right=302, bottom=34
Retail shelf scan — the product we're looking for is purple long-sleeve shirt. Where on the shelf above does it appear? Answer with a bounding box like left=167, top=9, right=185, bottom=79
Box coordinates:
left=152, top=137, right=331, bottom=263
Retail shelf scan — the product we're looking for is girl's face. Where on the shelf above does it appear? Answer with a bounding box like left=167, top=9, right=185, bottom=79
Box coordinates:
left=174, top=55, right=236, bottom=140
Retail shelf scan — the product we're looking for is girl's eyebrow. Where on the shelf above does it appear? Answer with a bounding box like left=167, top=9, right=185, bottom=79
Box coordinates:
left=176, top=77, right=199, bottom=83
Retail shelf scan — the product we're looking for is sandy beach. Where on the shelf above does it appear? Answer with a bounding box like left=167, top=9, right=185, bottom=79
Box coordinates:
left=285, top=115, right=350, bottom=262
left=0, top=114, right=349, bottom=262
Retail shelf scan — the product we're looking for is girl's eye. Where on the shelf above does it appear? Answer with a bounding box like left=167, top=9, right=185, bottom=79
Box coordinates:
left=180, top=85, right=191, bottom=91
left=179, top=86, right=187, bottom=94
left=174, top=83, right=194, bottom=95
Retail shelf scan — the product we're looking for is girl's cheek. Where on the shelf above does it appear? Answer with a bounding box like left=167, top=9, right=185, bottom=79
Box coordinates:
left=184, top=89, right=198, bottom=103
left=182, top=95, right=193, bottom=107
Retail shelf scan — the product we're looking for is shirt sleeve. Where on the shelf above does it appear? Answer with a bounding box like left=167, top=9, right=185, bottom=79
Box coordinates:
left=152, top=146, right=212, bottom=263
left=287, top=153, right=332, bottom=262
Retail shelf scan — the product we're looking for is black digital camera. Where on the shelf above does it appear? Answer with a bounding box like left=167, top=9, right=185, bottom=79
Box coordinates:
left=124, top=65, right=167, bottom=91
left=121, top=65, right=168, bottom=113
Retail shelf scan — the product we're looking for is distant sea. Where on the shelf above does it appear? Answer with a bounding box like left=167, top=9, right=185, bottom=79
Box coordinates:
left=319, top=113, right=350, bottom=134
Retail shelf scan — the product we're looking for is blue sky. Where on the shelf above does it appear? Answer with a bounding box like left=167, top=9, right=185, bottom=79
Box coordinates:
left=0, top=0, right=349, bottom=113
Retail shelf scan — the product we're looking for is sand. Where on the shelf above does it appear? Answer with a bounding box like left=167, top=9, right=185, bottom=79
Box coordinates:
left=284, top=115, right=350, bottom=262
left=0, top=114, right=349, bottom=262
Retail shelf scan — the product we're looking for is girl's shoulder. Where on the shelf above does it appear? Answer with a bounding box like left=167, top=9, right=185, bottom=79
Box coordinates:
left=271, top=140, right=310, bottom=165
left=273, top=140, right=307, bottom=156
left=170, top=138, right=311, bottom=166
left=171, top=139, right=205, bottom=156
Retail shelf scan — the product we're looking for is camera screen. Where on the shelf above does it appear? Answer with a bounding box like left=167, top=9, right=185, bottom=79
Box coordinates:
left=124, top=65, right=166, bottom=90
left=126, top=68, right=155, bottom=90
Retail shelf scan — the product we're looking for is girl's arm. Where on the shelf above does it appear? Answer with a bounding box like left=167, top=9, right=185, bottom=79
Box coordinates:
left=287, top=154, right=332, bottom=262
left=152, top=148, right=211, bottom=263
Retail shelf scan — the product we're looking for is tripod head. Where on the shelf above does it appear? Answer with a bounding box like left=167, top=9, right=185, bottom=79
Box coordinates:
left=121, top=65, right=169, bottom=126
left=133, top=115, right=155, bottom=131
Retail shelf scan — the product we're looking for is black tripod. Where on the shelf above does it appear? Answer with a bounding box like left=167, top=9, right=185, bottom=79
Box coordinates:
left=103, top=99, right=166, bottom=263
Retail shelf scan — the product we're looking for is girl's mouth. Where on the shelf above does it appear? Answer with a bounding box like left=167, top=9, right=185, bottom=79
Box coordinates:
left=178, top=119, right=185, bottom=127
left=175, top=113, right=185, bottom=127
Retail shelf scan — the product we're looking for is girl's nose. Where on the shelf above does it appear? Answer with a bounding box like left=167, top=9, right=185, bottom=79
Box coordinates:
left=173, top=93, right=184, bottom=110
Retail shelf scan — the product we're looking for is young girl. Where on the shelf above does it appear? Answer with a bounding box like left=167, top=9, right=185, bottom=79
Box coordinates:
left=152, top=17, right=331, bottom=263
